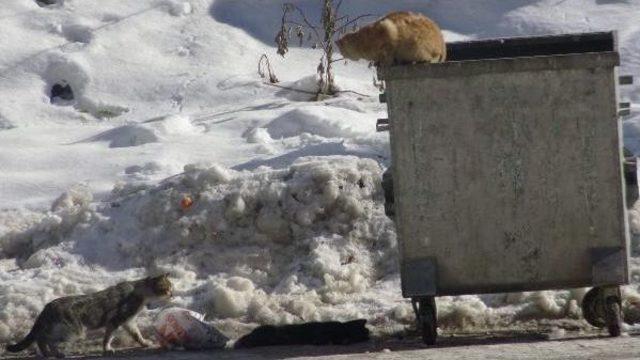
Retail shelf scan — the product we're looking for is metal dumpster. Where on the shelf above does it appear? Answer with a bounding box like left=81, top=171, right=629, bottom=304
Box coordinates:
left=377, top=31, right=633, bottom=344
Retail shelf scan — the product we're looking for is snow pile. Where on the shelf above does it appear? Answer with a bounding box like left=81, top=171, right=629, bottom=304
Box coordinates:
left=86, top=125, right=159, bottom=148
left=0, top=157, right=400, bottom=343
left=265, top=107, right=373, bottom=140
left=83, top=115, right=201, bottom=148
left=1, top=185, right=93, bottom=262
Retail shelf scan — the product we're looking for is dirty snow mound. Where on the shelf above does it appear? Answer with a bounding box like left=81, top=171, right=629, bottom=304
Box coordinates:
left=0, top=157, right=399, bottom=343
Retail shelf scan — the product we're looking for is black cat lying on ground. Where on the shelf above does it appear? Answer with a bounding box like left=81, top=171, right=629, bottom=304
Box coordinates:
left=234, top=319, right=369, bottom=348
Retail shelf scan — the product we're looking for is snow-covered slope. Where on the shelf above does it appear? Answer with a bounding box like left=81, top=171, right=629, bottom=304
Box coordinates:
left=0, top=0, right=385, bottom=209
left=1, top=0, right=640, bottom=351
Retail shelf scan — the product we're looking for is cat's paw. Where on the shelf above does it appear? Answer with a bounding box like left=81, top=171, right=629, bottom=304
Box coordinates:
left=103, top=348, right=116, bottom=356
left=140, top=339, right=155, bottom=348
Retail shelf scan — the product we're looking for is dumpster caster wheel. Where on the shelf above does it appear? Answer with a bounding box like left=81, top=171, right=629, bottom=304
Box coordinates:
left=581, top=286, right=623, bottom=336
left=604, top=296, right=622, bottom=337
left=582, top=287, right=605, bottom=328
left=412, top=297, right=437, bottom=345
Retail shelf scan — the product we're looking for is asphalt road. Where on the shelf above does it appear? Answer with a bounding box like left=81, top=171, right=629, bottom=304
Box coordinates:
left=2, top=331, right=639, bottom=360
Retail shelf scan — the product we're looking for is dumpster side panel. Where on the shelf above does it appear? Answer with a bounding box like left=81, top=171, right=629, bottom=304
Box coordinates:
left=387, top=63, right=627, bottom=296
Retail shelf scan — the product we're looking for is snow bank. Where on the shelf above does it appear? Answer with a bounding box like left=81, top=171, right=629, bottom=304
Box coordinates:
left=87, top=125, right=159, bottom=148
left=0, top=157, right=398, bottom=343
left=4, top=157, right=640, bottom=348
left=81, top=114, right=201, bottom=148
left=265, top=107, right=373, bottom=140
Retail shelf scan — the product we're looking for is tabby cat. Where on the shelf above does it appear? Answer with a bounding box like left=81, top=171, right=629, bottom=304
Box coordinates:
left=6, top=274, right=172, bottom=358
left=234, top=319, right=370, bottom=348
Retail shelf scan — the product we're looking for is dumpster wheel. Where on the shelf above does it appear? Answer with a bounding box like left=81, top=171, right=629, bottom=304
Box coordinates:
left=412, top=297, right=437, bottom=345
left=604, top=296, right=622, bottom=337
left=581, top=286, right=623, bottom=336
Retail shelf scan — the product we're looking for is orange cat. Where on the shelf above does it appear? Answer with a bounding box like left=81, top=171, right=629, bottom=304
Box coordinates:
left=336, top=11, right=446, bottom=66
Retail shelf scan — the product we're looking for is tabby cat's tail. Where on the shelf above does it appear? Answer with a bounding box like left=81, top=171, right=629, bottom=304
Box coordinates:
left=6, top=325, right=37, bottom=352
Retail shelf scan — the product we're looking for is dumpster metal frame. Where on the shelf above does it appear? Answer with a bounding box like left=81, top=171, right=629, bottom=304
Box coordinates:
left=378, top=31, right=631, bottom=342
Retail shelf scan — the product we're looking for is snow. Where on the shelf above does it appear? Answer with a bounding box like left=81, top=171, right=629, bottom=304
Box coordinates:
left=1, top=0, right=640, bottom=353
left=265, top=107, right=373, bottom=140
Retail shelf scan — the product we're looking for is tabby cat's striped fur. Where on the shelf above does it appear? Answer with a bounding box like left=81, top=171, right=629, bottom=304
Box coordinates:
left=6, top=274, right=172, bottom=358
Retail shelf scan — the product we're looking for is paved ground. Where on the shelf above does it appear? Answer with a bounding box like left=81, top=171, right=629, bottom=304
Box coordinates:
left=3, top=331, right=640, bottom=359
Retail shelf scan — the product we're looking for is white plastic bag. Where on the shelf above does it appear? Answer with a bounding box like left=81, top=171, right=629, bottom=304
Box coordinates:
left=154, top=307, right=229, bottom=350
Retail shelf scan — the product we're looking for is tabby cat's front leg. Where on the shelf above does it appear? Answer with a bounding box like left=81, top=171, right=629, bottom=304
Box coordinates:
left=49, top=343, right=66, bottom=359
left=103, top=324, right=116, bottom=355
left=124, top=322, right=153, bottom=347
left=37, top=340, right=52, bottom=358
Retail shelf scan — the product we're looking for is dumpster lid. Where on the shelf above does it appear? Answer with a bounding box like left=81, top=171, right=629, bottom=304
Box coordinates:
left=447, top=31, right=617, bottom=61
left=378, top=32, right=619, bottom=80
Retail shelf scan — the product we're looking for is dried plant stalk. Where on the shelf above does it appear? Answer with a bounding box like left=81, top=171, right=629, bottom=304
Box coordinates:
left=258, top=54, right=279, bottom=84
left=273, top=0, right=376, bottom=99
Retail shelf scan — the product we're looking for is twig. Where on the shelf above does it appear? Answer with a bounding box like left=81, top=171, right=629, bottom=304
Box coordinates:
left=289, top=4, right=322, bottom=42
left=336, top=14, right=376, bottom=33
left=258, top=54, right=279, bottom=83
left=276, top=5, right=291, bottom=56
left=263, top=82, right=318, bottom=95
left=334, top=89, right=372, bottom=97
left=284, top=20, right=309, bottom=29
left=335, top=0, right=344, bottom=15
left=262, top=82, right=371, bottom=98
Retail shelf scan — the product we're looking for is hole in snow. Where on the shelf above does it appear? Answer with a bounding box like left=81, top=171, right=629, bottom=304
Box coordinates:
left=50, top=82, right=74, bottom=104
left=36, top=0, right=62, bottom=7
